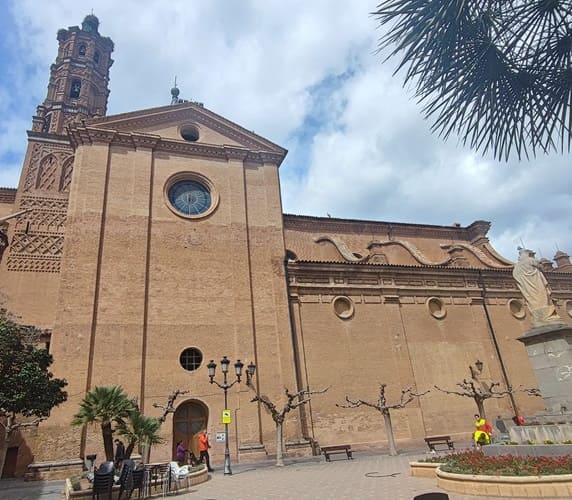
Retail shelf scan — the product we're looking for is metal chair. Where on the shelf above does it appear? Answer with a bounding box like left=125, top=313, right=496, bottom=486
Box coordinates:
left=91, top=461, right=115, bottom=499
left=156, top=462, right=171, bottom=497
left=117, top=459, right=134, bottom=500
left=143, top=462, right=170, bottom=497
left=130, top=467, right=146, bottom=499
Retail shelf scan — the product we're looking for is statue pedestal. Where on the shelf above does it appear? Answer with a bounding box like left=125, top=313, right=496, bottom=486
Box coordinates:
left=518, top=323, right=572, bottom=414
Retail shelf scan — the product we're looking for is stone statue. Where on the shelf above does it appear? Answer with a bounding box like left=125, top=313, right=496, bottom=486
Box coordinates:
left=513, top=247, right=561, bottom=326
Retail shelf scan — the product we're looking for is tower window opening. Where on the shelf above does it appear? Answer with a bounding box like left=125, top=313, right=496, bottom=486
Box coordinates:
left=70, top=79, right=81, bottom=98
left=94, top=50, right=100, bottom=63
left=78, top=44, right=87, bottom=56
left=42, top=114, right=52, bottom=133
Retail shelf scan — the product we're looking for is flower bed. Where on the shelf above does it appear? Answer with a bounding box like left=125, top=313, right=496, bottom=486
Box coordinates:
left=433, top=451, right=572, bottom=497
left=484, top=443, right=572, bottom=457
left=440, top=450, right=572, bottom=475
left=409, top=461, right=442, bottom=478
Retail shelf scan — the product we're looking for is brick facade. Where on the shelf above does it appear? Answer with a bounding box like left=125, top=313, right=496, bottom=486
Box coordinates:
left=1, top=15, right=571, bottom=478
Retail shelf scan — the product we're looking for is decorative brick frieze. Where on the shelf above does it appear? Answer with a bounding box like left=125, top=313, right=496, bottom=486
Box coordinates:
left=130, top=133, right=160, bottom=150
left=6, top=195, right=68, bottom=273
left=223, top=145, right=249, bottom=160
left=0, top=188, right=16, bottom=204
left=10, top=233, right=64, bottom=256
left=22, top=141, right=74, bottom=194
left=6, top=255, right=61, bottom=273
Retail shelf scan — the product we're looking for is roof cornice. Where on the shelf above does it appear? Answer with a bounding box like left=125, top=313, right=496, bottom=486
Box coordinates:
left=68, top=125, right=284, bottom=165
left=87, top=102, right=287, bottom=162
left=283, top=214, right=490, bottom=241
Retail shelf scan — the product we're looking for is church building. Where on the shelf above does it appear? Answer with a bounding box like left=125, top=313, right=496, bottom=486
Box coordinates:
left=1, top=15, right=571, bottom=478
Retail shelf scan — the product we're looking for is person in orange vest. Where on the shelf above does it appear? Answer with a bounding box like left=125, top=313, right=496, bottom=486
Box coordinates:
left=199, top=430, right=214, bottom=472
left=473, top=414, right=493, bottom=447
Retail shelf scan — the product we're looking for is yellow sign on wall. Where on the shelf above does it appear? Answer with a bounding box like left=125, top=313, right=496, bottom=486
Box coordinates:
left=222, top=409, right=231, bottom=424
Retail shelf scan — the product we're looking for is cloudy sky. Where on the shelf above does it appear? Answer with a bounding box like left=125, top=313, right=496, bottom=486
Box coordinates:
left=1, top=0, right=570, bottom=262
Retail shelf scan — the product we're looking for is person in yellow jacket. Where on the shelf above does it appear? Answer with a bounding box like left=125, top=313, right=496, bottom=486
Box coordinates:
left=473, top=414, right=492, bottom=447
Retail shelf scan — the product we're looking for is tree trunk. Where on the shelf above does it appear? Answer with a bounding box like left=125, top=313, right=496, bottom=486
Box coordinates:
left=0, top=433, right=10, bottom=479
left=125, top=440, right=136, bottom=459
left=382, top=411, right=398, bottom=456
left=0, top=415, right=14, bottom=478
left=101, top=422, right=114, bottom=462
left=275, top=422, right=284, bottom=467
left=141, top=442, right=151, bottom=464
left=475, top=398, right=486, bottom=419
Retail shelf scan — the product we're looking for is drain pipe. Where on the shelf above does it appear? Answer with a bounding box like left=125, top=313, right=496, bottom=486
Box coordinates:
left=478, top=269, right=518, bottom=415
left=284, top=255, right=315, bottom=447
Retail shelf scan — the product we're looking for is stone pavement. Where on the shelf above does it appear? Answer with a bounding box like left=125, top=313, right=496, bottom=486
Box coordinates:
left=179, top=449, right=536, bottom=500
left=0, top=477, right=65, bottom=500
left=0, top=449, right=544, bottom=499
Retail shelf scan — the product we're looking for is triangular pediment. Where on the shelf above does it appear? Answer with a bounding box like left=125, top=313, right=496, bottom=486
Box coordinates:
left=88, top=102, right=286, bottom=156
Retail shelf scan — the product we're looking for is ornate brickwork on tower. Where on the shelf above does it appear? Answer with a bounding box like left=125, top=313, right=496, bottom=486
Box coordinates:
left=31, top=14, right=114, bottom=135
left=3, top=15, right=113, bottom=277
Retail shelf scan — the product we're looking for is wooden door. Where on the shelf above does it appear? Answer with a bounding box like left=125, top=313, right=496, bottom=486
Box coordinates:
left=173, top=400, right=208, bottom=460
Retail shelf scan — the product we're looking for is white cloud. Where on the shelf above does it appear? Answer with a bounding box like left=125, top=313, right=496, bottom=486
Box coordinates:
left=1, top=0, right=571, bottom=263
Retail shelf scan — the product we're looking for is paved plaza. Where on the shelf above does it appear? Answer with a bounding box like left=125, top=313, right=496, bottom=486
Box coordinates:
left=0, top=447, right=544, bottom=500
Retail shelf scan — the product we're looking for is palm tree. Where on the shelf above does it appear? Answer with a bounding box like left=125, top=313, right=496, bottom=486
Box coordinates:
left=71, top=386, right=136, bottom=461
left=373, top=1, right=572, bottom=161
left=116, top=411, right=164, bottom=463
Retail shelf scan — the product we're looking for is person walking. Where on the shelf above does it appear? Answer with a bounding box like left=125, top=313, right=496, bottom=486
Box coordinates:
left=199, top=430, right=214, bottom=472
left=114, top=439, right=125, bottom=469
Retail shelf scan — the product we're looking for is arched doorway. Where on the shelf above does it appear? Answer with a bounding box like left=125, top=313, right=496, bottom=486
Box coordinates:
left=173, top=400, right=208, bottom=460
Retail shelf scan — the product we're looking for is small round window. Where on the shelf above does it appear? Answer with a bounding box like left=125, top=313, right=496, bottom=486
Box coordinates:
left=180, top=124, right=200, bottom=142
left=508, top=298, right=526, bottom=319
left=427, top=297, right=446, bottom=319
left=180, top=348, right=203, bottom=372
left=332, top=296, right=355, bottom=319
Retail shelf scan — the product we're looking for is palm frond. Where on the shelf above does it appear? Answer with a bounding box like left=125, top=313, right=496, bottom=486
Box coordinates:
left=373, top=0, right=572, bottom=160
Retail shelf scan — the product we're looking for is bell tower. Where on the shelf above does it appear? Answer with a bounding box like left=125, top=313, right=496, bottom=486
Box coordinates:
left=31, top=14, right=114, bottom=135
left=0, top=15, right=113, bottom=279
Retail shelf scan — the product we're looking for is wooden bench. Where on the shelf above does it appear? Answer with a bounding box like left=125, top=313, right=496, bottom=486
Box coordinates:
left=424, top=435, right=455, bottom=452
left=321, top=444, right=353, bottom=462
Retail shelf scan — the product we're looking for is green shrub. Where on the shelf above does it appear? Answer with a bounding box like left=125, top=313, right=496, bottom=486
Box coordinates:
left=69, top=475, right=82, bottom=491
left=419, top=455, right=447, bottom=463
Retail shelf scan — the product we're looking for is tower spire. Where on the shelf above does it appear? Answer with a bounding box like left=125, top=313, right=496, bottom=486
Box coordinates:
left=31, top=14, right=114, bottom=135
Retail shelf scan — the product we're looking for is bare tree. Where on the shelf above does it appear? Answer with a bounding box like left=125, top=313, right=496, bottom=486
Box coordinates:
left=435, top=360, right=540, bottom=419
left=251, top=387, right=328, bottom=466
left=153, top=389, right=190, bottom=423
left=337, top=384, right=428, bottom=456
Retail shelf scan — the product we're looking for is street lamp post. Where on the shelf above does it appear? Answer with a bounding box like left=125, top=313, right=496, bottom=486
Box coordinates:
left=207, top=356, right=256, bottom=475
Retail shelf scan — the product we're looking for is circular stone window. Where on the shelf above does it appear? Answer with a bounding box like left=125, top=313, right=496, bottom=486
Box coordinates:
left=426, top=297, right=446, bottom=319
left=164, top=172, right=219, bottom=219
left=179, top=347, right=203, bottom=372
left=508, top=298, right=526, bottom=319
left=180, top=123, right=200, bottom=142
left=332, top=296, right=355, bottom=319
